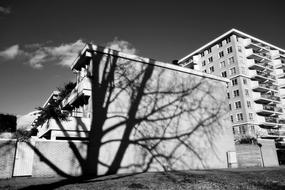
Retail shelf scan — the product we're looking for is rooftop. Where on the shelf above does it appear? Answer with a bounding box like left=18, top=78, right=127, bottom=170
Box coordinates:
left=179, top=28, right=285, bottom=63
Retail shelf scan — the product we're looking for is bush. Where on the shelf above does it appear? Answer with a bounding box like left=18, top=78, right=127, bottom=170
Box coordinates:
left=236, top=136, right=257, bottom=144
left=0, top=113, right=17, bottom=133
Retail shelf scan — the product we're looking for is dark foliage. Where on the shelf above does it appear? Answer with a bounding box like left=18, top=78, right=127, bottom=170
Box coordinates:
left=34, top=82, right=76, bottom=127
left=0, top=113, right=17, bottom=133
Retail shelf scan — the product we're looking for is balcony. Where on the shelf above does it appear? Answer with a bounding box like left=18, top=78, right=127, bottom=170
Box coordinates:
left=256, top=104, right=283, bottom=116
left=245, top=40, right=271, bottom=53
left=246, top=49, right=271, bottom=63
left=275, top=68, right=285, bottom=79
left=247, top=59, right=273, bottom=71
left=251, top=81, right=278, bottom=92
left=248, top=70, right=275, bottom=82
left=279, top=89, right=285, bottom=98
left=253, top=92, right=280, bottom=104
left=265, top=116, right=277, bottom=123
left=61, top=77, right=91, bottom=108
left=37, top=117, right=91, bottom=139
left=256, top=115, right=278, bottom=128
left=278, top=78, right=285, bottom=88
left=273, top=59, right=283, bottom=69
left=267, top=129, right=285, bottom=137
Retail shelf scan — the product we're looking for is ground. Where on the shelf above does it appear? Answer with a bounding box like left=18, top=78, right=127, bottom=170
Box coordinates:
left=1, top=167, right=285, bottom=190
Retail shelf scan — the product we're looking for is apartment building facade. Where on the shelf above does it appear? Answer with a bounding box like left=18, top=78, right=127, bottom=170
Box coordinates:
left=179, top=29, right=285, bottom=139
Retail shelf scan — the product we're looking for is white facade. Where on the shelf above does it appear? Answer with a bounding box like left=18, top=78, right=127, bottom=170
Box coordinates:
left=179, top=29, right=285, bottom=139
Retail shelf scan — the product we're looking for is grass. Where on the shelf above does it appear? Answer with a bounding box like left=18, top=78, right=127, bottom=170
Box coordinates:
left=1, top=167, right=285, bottom=190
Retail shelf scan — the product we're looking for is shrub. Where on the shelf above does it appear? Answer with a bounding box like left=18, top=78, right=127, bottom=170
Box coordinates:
left=0, top=113, right=17, bottom=133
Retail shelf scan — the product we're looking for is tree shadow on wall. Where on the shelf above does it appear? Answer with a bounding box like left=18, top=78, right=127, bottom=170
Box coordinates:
left=6, top=45, right=229, bottom=189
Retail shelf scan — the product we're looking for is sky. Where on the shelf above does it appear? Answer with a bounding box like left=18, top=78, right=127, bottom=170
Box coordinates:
left=0, top=0, right=285, bottom=115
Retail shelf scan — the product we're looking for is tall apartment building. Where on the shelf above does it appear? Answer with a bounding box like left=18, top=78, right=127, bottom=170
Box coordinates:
left=179, top=29, right=285, bottom=139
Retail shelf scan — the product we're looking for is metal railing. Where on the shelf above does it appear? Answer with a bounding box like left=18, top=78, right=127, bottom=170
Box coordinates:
left=262, top=105, right=283, bottom=112
left=252, top=50, right=271, bottom=60
left=260, top=93, right=280, bottom=101
left=265, top=117, right=277, bottom=123
left=256, top=70, right=276, bottom=80
left=258, top=83, right=278, bottom=90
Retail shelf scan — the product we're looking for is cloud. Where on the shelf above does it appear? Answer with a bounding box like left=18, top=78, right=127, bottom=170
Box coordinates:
left=0, top=40, right=85, bottom=69
left=0, top=6, right=11, bottom=14
left=0, top=45, right=21, bottom=59
left=45, top=40, right=85, bottom=67
left=106, top=37, right=137, bottom=54
left=0, top=38, right=136, bottom=69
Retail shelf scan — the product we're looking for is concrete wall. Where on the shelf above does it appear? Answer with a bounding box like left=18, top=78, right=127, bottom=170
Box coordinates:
left=236, top=144, right=262, bottom=167
left=89, top=51, right=236, bottom=175
left=0, top=139, right=17, bottom=178
left=236, top=139, right=279, bottom=168
left=258, top=139, right=279, bottom=167
left=32, top=139, right=87, bottom=177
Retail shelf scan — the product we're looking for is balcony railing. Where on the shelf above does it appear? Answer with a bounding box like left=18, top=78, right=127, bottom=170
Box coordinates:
left=252, top=50, right=271, bottom=60
left=265, top=117, right=277, bottom=123
left=258, top=83, right=278, bottom=91
left=256, top=70, right=276, bottom=80
left=268, top=129, right=285, bottom=136
left=260, top=93, right=280, bottom=101
left=255, top=61, right=273, bottom=70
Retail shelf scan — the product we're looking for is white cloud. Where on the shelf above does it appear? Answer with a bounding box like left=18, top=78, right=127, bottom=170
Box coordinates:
left=0, top=45, right=21, bottom=59
left=45, top=40, right=85, bottom=67
left=0, top=38, right=136, bottom=69
left=0, top=6, right=11, bottom=14
left=106, top=37, right=137, bottom=54
left=0, top=40, right=85, bottom=69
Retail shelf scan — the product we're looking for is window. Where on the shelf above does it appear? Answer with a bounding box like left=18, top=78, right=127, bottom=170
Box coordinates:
left=234, top=127, right=240, bottom=134
left=209, top=66, right=214, bottom=73
left=227, top=92, right=230, bottom=99
left=230, top=67, right=236, bottom=75
left=218, top=42, right=223, bottom=48
left=241, top=125, right=246, bottom=134
left=219, top=51, right=224, bottom=58
left=226, top=37, right=231, bottom=43
left=237, top=113, right=243, bottom=121
left=243, top=78, right=247, bottom=84
left=230, top=115, right=234, bottom=122
left=201, top=52, right=205, bottom=57
left=221, top=71, right=227, bottom=78
left=235, top=101, right=242, bottom=109
left=207, top=48, right=212, bottom=53
left=229, top=104, right=232, bottom=111
left=229, top=57, right=235, bottom=64
left=227, top=47, right=233, bottom=54
left=208, top=57, right=213, bottom=63
left=250, top=125, right=255, bottom=132
left=245, top=89, right=249, bottom=96
left=247, top=101, right=251, bottom=108
left=238, top=46, right=242, bottom=53
left=233, top=90, right=239, bottom=97
left=220, top=61, right=226, bottom=68
left=249, top=113, right=253, bottom=120
left=231, top=78, right=238, bottom=86
left=202, top=60, right=206, bottom=66
left=203, top=69, right=207, bottom=73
